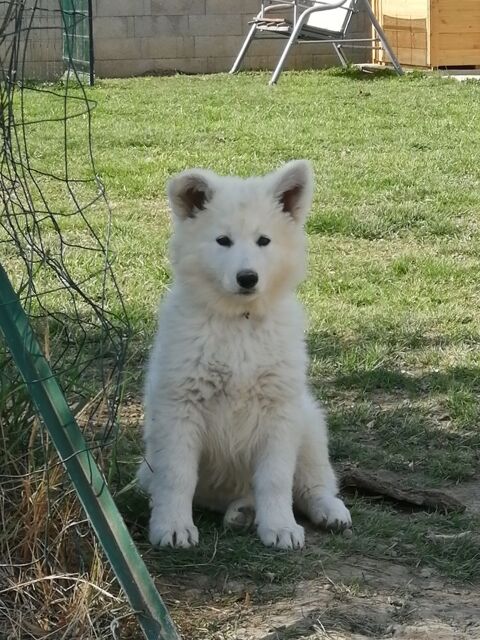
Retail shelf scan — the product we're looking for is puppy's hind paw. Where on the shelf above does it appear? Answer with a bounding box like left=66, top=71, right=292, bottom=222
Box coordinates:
left=224, top=497, right=255, bottom=531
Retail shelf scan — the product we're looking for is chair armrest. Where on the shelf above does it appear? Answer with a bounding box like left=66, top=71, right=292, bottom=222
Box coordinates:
left=263, top=3, right=296, bottom=13
left=306, top=0, right=349, bottom=13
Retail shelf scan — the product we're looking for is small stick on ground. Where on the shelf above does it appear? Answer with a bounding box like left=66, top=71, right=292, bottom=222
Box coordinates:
left=339, top=464, right=466, bottom=512
left=426, top=531, right=475, bottom=542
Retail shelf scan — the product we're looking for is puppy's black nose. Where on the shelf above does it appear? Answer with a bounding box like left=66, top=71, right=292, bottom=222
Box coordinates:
left=236, top=269, right=258, bottom=289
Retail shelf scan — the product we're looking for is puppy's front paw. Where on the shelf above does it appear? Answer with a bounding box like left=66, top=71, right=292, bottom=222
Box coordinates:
left=310, top=495, right=352, bottom=531
left=257, top=522, right=305, bottom=550
left=149, top=516, right=199, bottom=548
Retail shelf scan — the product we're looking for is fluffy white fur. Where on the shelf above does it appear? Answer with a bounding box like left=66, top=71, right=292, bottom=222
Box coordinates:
left=138, top=160, right=351, bottom=550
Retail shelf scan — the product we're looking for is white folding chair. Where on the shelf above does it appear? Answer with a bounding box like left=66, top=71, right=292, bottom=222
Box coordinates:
left=230, top=0, right=403, bottom=84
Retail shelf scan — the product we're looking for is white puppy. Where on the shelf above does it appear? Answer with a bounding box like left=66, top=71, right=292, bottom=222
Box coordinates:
left=138, top=160, right=351, bottom=550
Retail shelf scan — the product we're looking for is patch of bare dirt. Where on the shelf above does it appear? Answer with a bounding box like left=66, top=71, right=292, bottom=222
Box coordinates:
left=241, top=557, right=479, bottom=640
left=161, top=554, right=479, bottom=640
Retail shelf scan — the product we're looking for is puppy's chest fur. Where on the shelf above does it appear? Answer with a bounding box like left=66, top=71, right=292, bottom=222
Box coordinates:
left=185, top=313, right=305, bottom=466
left=152, top=291, right=309, bottom=428
left=202, top=318, right=288, bottom=398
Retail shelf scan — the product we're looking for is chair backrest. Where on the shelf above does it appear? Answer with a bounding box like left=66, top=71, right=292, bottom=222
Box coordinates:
left=306, top=0, right=356, bottom=34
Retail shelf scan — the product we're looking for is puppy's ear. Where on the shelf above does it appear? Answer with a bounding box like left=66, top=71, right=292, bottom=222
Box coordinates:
left=167, top=169, right=215, bottom=220
left=270, top=160, right=314, bottom=223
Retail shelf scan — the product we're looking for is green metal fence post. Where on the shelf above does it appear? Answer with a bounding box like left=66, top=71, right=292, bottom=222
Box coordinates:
left=0, top=264, right=180, bottom=640
left=61, top=0, right=94, bottom=84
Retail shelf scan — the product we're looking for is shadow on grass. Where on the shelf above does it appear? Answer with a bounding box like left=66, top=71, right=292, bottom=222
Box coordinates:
left=329, top=401, right=479, bottom=482
left=334, top=366, right=480, bottom=396
left=307, top=327, right=480, bottom=482
left=57, top=310, right=480, bottom=598
left=322, top=65, right=415, bottom=82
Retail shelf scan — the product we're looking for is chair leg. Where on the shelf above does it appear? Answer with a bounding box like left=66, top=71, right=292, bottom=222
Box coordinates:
left=269, top=15, right=307, bottom=85
left=333, top=43, right=348, bottom=68
left=230, top=23, right=258, bottom=74
left=361, top=0, right=403, bottom=75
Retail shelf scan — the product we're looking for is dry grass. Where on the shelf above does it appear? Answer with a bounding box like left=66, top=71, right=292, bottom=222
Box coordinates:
left=0, top=320, right=136, bottom=639
left=0, top=416, right=137, bottom=639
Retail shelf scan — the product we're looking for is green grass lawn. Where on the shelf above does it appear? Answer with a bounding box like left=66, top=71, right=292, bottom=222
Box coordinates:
left=4, top=69, right=480, bottom=593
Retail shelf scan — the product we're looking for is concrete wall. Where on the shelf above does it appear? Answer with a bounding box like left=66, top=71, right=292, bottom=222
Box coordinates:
left=0, top=1, right=63, bottom=81
left=4, top=1, right=371, bottom=80
left=94, top=0, right=371, bottom=77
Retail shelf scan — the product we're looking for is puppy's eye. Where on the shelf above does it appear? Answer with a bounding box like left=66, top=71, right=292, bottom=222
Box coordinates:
left=216, top=235, right=233, bottom=247
left=257, top=236, right=271, bottom=247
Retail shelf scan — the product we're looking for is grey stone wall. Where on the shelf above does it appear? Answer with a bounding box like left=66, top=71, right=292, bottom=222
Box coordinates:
left=94, top=0, right=370, bottom=77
